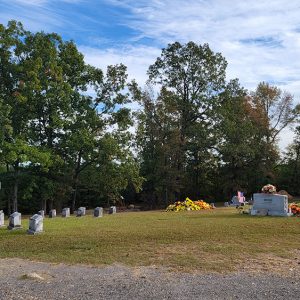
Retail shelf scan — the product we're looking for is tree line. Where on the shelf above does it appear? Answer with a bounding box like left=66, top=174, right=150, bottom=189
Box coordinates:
left=0, top=21, right=299, bottom=213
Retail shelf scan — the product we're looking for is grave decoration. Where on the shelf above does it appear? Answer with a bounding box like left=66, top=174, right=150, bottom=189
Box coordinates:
left=109, top=206, right=117, bottom=214
left=261, top=184, right=276, bottom=194
left=250, top=184, right=292, bottom=217
left=94, top=207, right=103, bottom=217
left=290, top=203, right=300, bottom=216
left=0, top=210, right=4, bottom=227
left=7, top=212, right=22, bottom=230
left=166, top=197, right=214, bottom=212
left=27, top=214, right=43, bottom=235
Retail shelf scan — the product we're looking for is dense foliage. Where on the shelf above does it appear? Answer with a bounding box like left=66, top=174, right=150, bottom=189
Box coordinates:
left=0, top=21, right=299, bottom=213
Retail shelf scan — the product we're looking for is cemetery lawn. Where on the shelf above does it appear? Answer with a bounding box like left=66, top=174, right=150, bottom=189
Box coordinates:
left=0, top=208, right=300, bottom=273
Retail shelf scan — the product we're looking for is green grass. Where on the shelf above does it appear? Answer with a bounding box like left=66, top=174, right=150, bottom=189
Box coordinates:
left=0, top=208, right=299, bottom=272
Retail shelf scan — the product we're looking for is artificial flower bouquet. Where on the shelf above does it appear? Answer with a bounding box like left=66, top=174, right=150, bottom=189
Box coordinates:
left=261, top=184, right=276, bottom=194
left=290, top=203, right=300, bottom=216
left=166, top=197, right=213, bottom=212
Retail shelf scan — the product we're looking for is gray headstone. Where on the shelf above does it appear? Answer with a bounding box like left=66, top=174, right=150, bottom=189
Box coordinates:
left=76, top=207, right=85, bottom=217
left=251, top=193, right=292, bottom=217
left=38, top=210, right=44, bottom=218
left=109, top=206, right=116, bottom=214
left=7, top=212, right=22, bottom=230
left=78, top=207, right=86, bottom=216
left=49, top=209, right=56, bottom=218
left=94, top=207, right=103, bottom=217
left=62, top=207, right=70, bottom=217
left=27, top=214, right=43, bottom=235
left=0, top=210, right=4, bottom=227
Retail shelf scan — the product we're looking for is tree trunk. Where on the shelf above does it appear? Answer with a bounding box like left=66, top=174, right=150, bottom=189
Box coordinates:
left=41, top=198, right=47, bottom=214
left=71, top=175, right=78, bottom=213
left=12, top=163, right=20, bottom=212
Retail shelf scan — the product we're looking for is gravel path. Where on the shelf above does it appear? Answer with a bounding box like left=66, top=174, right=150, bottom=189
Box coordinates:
left=0, top=258, right=299, bottom=300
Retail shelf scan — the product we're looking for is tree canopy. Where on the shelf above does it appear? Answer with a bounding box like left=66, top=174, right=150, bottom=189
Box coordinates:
left=0, top=21, right=299, bottom=212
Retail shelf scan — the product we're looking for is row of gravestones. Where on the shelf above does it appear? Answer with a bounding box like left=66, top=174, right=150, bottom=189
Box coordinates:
left=0, top=206, right=117, bottom=235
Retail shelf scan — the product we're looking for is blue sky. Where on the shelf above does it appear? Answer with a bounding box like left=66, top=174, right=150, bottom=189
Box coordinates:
left=1, top=0, right=300, bottom=148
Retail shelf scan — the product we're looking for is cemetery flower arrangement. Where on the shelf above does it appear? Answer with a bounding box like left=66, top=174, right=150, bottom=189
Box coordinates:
left=290, top=203, right=300, bottom=216
left=166, top=197, right=213, bottom=211
left=261, top=184, right=276, bottom=194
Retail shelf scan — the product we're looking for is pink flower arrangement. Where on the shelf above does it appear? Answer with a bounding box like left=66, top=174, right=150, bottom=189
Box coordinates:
left=261, top=184, right=276, bottom=194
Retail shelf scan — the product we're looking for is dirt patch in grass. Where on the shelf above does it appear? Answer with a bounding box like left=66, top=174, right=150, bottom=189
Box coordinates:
left=238, top=249, right=300, bottom=277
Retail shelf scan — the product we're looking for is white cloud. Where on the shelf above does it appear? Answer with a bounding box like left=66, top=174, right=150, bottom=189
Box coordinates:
left=105, top=0, right=300, bottom=97
left=79, top=45, right=160, bottom=87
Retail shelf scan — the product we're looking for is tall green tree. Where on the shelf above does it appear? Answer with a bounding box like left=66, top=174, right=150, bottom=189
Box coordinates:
left=145, top=41, right=227, bottom=201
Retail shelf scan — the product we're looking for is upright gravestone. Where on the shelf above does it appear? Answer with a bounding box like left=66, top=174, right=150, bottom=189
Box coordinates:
left=251, top=193, right=292, bottom=217
left=27, top=214, right=43, bottom=235
left=38, top=210, right=45, bottom=218
left=62, top=207, right=70, bottom=217
left=0, top=210, right=4, bottom=227
left=49, top=209, right=56, bottom=218
left=78, top=207, right=86, bottom=216
left=109, top=206, right=116, bottom=214
left=94, top=207, right=103, bottom=218
left=7, top=212, right=22, bottom=230
left=76, top=207, right=84, bottom=217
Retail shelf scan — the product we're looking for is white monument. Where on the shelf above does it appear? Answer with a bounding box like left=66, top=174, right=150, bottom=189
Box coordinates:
left=62, top=207, right=70, bottom=217
left=49, top=209, right=56, bottom=218
left=78, top=207, right=86, bottom=216
left=94, top=207, right=103, bottom=217
left=109, top=206, right=116, bottom=214
left=251, top=193, right=292, bottom=217
left=7, top=212, right=22, bottom=230
left=76, top=207, right=85, bottom=217
left=28, top=214, right=43, bottom=235
left=38, top=210, right=45, bottom=218
left=0, top=210, right=4, bottom=227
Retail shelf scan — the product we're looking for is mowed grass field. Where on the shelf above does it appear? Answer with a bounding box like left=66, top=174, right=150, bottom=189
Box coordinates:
left=0, top=208, right=299, bottom=272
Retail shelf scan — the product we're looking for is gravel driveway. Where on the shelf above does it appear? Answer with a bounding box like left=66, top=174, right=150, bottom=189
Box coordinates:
left=0, top=258, right=299, bottom=300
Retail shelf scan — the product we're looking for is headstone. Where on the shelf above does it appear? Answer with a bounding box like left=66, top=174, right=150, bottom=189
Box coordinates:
left=27, top=214, right=43, bottom=235
left=94, top=207, right=103, bottom=217
left=49, top=209, right=56, bottom=218
left=62, top=207, right=70, bottom=217
left=38, top=210, right=44, bottom=218
left=250, top=193, right=292, bottom=217
left=78, top=207, right=86, bottom=216
left=109, top=206, right=116, bottom=214
left=76, top=207, right=84, bottom=217
left=7, top=212, right=22, bottom=230
left=0, top=210, right=4, bottom=227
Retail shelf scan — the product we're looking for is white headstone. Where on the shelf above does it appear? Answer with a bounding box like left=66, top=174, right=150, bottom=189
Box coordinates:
left=251, top=193, right=292, bottom=217
left=76, top=207, right=85, bottom=217
left=27, top=214, right=43, bottom=235
left=109, top=206, right=116, bottom=214
left=38, top=210, right=45, bottom=218
left=62, top=207, right=70, bottom=217
left=94, top=207, right=103, bottom=217
left=0, top=210, right=4, bottom=227
left=7, top=212, right=22, bottom=230
left=78, top=207, right=86, bottom=216
left=49, top=209, right=56, bottom=218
